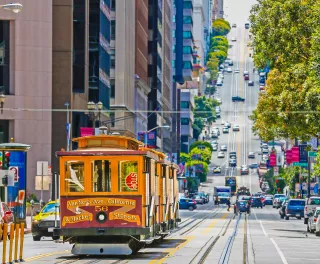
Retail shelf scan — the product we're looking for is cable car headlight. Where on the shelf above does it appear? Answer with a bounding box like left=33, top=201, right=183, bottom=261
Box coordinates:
left=96, top=212, right=107, bottom=223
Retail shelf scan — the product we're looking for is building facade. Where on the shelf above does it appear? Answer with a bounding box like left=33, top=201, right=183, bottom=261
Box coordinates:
left=52, top=0, right=111, bottom=178
left=148, top=0, right=173, bottom=153
left=0, top=0, right=53, bottom=200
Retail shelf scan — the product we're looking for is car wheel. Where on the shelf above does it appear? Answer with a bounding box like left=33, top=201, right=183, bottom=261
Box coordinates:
left=285, top=216, right=289, bottom=220
left=188, top=206, right=194, bottom=211
left=304, top=218, right=308, bottom=225
left=311, top=228, right=315, bottom=234
left=33, top=235, right=41, bottom=241
left=307, top=224, right=310, bottom=232
left=280, top=214, right=284, bottom=219
left=316, top=231, right=320, bottom=237
left=297, top=217, right=301, bottom=220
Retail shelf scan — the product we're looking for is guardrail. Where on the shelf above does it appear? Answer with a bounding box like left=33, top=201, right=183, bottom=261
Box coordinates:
left=1, top=222, right=25, bottom=264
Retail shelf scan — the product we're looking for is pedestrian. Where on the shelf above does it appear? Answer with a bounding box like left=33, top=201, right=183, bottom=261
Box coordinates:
left=226, top=199, right=231, bottom=211
left=247, top=199, right=251, bottom=214
left=215, top=195, right=219, bottom=205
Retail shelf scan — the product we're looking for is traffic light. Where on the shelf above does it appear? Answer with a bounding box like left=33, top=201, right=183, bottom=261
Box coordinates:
left=3, top=152, right=10, bottom=170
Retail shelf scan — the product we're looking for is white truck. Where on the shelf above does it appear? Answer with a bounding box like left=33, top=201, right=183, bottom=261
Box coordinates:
left=214, top=186, right=231, bottom=204
left=304, top=196, right=320, bottom=224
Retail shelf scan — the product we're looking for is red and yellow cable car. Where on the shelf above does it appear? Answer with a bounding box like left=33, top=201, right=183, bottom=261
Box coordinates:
left=54, top=134, right=180, bottom=255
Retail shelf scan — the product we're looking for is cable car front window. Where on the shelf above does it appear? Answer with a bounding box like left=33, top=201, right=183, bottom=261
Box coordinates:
left=65, top=161, right=85, bottom=192
left=91, top=160, right=111, bottom=192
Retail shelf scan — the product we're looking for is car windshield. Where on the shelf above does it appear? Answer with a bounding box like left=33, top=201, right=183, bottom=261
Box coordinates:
left=219, top=193, right=230, bottom=197
left=41, top=203, right=57, bottom=213
left=289, top=200, right=305, bottom=206
left=310, top=199, right=320, bottom=205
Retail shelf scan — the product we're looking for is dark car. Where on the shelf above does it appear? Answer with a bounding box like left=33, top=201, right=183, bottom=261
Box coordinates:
left=179, top=198, right=197, bottom=211
left=232, top=96, right=245, bottom=102
left=279, top=201, right=288, bottom=219
left=244, top=74, right=249, bottom=80
left=251, top=197, right=263, bottom=208
left=249, top=163, right=258, bottom=169
left=229, top=159, right=237, bottom=167
left=236, top=200, right=249, bottom=213
left=285, top=199, right=305, bottom=220
left=264, top=196, right=273, bottom=205
left=248, top=81, right=254, bottom=86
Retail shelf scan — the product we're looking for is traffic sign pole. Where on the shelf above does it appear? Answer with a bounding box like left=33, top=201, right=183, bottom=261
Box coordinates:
left=308, top=156, right=311, bottom=198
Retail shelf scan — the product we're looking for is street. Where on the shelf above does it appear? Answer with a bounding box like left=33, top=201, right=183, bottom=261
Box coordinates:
left=2, top=204, right=318, bottom=264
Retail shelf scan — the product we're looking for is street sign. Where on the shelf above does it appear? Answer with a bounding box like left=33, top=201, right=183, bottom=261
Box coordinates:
left=308, top=151, right=318, bottom=157
left=292, top=162, right=308, bottom=167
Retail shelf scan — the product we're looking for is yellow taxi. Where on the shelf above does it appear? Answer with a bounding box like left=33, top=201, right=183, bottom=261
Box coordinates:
left=31, top=200, right=60, bottom=241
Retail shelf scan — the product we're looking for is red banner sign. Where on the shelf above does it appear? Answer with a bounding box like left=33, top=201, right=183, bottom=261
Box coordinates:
left=80, top=127, right=94, bottom=137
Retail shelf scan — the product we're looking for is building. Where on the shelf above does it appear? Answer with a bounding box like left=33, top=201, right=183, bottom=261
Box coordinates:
left=52, top=0, right=111, bottom=176
left=203, top=0, right=214, bottom=60
left=0, top=0, right=52, bottom=200
left=173, top=0, right=195, bottom=156
left=148, top=0, right=173, bottom=153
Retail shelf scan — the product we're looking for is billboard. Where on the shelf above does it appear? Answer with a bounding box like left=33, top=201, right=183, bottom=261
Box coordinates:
left=80, top=127, right=94, bottom=137
left=299, top=144, right=308, bottom=163
left=292, top=146, right=300, bottom=163
left=137, top=131, right=157, bottom=148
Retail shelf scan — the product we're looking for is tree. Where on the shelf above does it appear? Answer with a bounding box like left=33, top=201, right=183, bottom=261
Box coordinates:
left=208, top=50, right=227, bottom=65
left=249, top=0, right=320, bottom=142
left=212, top=19, right=231, bottom=36
left=190, top=141, right=213, bottom=152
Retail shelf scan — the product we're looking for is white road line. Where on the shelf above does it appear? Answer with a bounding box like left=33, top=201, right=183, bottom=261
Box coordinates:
left=270, top=238, right=289, bottom=264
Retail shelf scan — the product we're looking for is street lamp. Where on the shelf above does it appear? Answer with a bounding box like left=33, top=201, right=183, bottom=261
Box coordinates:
left=0, top=93, right=5, bottom=114
left=0, top=3, right=23, bottom=13
left=87, top=101, right=103, bottom=128
left=144, top=125, right=170, bottom=146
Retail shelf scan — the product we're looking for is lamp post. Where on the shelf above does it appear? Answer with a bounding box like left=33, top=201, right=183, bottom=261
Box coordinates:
left=87, top=101, right=103, bottom=128
left=0, top=94, right=5, bottom=114
left=0, top=3, right=23, bottom=13
left=144, top=125, right=170, bottom=147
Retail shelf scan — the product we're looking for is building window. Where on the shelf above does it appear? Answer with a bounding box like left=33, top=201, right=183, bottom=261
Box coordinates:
left=183, top=46, right=192, bottom=54
left=173, top=15, right=176, bottom=23
left=110, top=112, right=115, bottom=127
left=110, top=79, right=115, bottom=98
left=111, top=20, right=116, bottom=40
left=91, top=160, right=111, bottom=192
left=180, top=101, right=190, bottom=108
left=172, top=60, right=175, bottom=68
left=181, top=118, right=189, bottom=125
left=173, top=45, right=176, bottom=53
left=111, top=0, right=116, bottom=10
left=183, top=1, right=193, bottom=9
left=182, top=61, right=192, bottom=69
left=183, top=31, right=192, bottom=39
left=183, top=16, right=193, bottom=24
left=0, top=21, right=10, bottom=95
left=173, top=30, right=176, bottom=38
left=110, top=49, right=115, bottom=68
left=0, top=120, right=8, bottom=143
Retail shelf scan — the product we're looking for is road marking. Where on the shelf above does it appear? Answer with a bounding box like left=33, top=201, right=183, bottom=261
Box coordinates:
left=270, top=238, right=288, bottom=264
left=25, top=250, right=70, bottom=262
left=201, top=212, right=229, bottom=235
left=253, top=209, right=268, bottom=237
left=149, top=236, right=196, bottom=264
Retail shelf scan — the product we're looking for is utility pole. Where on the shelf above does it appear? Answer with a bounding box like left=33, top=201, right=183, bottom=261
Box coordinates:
left=308, top=156, right=311, bottom=198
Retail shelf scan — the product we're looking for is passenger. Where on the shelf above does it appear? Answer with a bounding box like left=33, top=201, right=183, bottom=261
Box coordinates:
left=247, top=199, right=252, bottom=214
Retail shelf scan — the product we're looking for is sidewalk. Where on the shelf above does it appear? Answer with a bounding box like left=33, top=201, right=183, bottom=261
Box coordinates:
left=25, top=216, right=31, bottom=234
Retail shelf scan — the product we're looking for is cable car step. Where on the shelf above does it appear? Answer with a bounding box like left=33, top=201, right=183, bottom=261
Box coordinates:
left=140, top=236, right=161, bottom=244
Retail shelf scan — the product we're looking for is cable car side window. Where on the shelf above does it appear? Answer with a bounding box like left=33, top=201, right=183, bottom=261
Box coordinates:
left=118, top=160, right=138, bottom=192
left=91, top=160, right=111, bottom=192
left=65, top=161, right=85, bottom=192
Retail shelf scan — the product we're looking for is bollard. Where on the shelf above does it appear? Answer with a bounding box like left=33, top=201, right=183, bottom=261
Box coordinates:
left=2, top=223, right=8, bottom=264
left=8, top=223, right=15, bottom=264
left=19, top=222, right=25, bottom=262
left=14, top=223, right=20, bottom=263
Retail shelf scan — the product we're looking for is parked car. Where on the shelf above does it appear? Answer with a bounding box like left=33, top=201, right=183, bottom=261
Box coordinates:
left=243, top=71, right=249, bottom=76
left=220, top=145, right=227, bottom=151
left=285, top=199, right=305, bottom=220
left=259, top=86, right=265, bottom=91
left=227, top=67, right=232, bottom=73
left=244, top=74, right=249, bottom=80
left=218, top=151, right=225, bottom=158
left=232, top=96, right=245, bottom=102
left=198, top=192, right=209, bottom=203
left=229, top=159, right=237, bottom=167
left=229, top=60, right=234, bottom=66
left=213, top=167, right=221, bottom=173
left=231, top=37, right=236, bottom=42
left=32, top=200, right=60, bottom=241
left=225, top=122, right=231, bottom=128
left=251, top=197, right=263, bottom=208
left=248, top=152, right=255, bottom=158
left=304, top=196, right=320, bottom=224
left=307, top=207, right=320, bottom=233
left=248, top=81, right=254, bottom=86
left=179, top=198, right=197, bottom=211
left=279, top=201, right=289, bottom=219
left=212, top=145, right=218, bottom=151
left=232, top=23, right=237, bottom=28
left=223, top=127, right=229, bottom=133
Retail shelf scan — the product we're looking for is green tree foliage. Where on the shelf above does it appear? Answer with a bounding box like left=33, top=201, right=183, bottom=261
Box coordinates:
left=208, top=50, right=227, bottom=65
left=249, top=0, right=320, bottom=142
left=189, top=147, right=212, bottom=164
left=211, top=36, right=229, bottom=49
left=190, top=141, right=213, bottom=152
left=212, top=19, right=231, bottom=36
left=193, top=118, right=205, bottom=140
